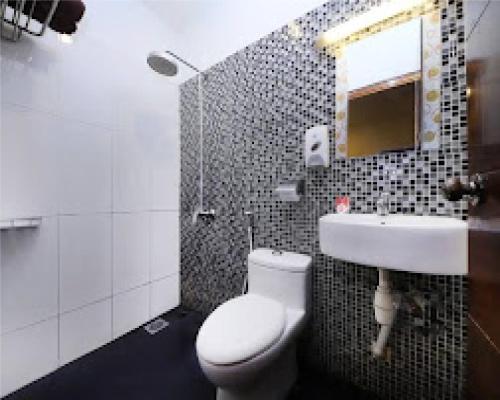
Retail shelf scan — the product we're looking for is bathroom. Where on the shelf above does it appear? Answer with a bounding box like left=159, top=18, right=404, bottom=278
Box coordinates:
left=0, top=0, right=499, bottom=399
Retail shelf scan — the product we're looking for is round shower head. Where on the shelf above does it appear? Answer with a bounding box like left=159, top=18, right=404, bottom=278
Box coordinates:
left=147, top=51, right=178, bottom=76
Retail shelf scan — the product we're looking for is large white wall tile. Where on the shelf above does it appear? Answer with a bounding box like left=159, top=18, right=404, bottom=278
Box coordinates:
left=150, top=275, right=179, bottom=319
left=57, top=37, right=119, bottom=130
left=57, top=120, right=112, bottom=214
left=150, top=126, right=180, bottom=211
left=151, top=164, right=179, bottom=211
left=112, top=130, right=151, bottom=212
left=150, top=211, right=179, bottom=281
left=0, top=33, right=61, bottom=113
left=112, top=285, right=149, bottom=339
left=113, top=213, right=149, bottom=294
left=1, top=318, right=58, bottom=397
left=59, top=299, right=112, bottom=366
left=59, top=215, right=112, bottom=312
left=1, top=218, right=58, bottom=333
left=1, top=104, right=59, bottom=218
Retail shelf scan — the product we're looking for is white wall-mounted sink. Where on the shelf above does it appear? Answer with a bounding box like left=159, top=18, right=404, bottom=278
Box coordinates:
left=319, top=214, right=467, bottom=275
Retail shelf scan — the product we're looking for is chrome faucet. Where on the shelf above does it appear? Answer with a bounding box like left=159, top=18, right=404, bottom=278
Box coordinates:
left=377, top=192, right=390, bottom=216
left=377, top=167, right=397, bottom=216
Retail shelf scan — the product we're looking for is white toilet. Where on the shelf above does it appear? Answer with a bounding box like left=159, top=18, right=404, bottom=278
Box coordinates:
left=196, top=248, right=312, bottom=400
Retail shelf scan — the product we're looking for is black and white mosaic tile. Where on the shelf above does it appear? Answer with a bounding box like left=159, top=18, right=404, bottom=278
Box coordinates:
left=180, top=1, right=468, bottom=399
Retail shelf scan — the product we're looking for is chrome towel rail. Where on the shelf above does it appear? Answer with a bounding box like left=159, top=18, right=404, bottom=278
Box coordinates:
left=0, top=217, right=42, bottom=230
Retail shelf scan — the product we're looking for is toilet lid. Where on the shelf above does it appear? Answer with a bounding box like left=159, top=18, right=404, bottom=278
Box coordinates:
left=196, top=294, right=286, bottom=365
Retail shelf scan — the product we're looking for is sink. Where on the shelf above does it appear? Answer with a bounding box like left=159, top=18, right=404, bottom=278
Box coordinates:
left=319, top=213, right=467, bottom=275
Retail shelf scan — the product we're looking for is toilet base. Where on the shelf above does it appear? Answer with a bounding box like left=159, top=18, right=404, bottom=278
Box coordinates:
left=216, top=345, right=297, bottom=400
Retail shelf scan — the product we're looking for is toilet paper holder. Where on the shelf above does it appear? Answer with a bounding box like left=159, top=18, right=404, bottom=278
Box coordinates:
left=275, top=179, right=305, bottom=202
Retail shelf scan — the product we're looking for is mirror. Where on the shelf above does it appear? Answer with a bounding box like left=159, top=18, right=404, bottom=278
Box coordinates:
left=329, top=11, right=442, bottom=159
left=346, top=18, right=421, bottom=158
left=348, top=80, right=419, bottom=157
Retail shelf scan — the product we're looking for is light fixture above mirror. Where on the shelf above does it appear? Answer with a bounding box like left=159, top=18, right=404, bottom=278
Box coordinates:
left=316, top=0, right=435, bottom=50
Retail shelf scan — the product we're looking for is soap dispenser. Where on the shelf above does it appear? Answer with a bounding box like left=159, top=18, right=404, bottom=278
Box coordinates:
left=305, top=125, right=329, bottom=167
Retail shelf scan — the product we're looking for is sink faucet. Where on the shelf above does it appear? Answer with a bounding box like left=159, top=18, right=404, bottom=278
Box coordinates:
left=377, top=167, right=396, bottom=216
left=377, top=192, right=390, bottom=216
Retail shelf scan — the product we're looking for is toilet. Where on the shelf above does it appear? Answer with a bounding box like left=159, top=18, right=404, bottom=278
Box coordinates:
left=196, top=248, right=312, bottom=400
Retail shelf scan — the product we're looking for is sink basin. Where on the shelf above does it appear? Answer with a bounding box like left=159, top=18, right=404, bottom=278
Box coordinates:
left=319, top=213, right=467, bottom=275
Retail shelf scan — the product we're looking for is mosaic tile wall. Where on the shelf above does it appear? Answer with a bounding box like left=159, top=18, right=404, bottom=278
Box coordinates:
left=180, top=1, right=468, bottom=399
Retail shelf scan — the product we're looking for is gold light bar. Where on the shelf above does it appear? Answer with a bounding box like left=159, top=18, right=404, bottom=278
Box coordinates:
left=317, top=0, right=433, bottom=48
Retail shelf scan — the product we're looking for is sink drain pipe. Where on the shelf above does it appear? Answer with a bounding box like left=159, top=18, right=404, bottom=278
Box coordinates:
left=371, top=268, right=400, bottom=358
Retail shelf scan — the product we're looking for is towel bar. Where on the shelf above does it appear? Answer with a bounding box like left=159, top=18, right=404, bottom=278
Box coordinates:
left=0, top=217, right=42, bottom=230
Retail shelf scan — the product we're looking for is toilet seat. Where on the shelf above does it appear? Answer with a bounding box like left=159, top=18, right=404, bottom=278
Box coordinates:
left=196, top=294, right=286, bottom=366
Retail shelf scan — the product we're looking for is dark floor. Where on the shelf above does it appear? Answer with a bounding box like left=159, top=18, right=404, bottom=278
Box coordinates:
left=5, top=308, right=379, bottom=400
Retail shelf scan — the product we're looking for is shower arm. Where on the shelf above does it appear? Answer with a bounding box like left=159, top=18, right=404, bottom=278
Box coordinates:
left=164, top=50, right=200, bottom=73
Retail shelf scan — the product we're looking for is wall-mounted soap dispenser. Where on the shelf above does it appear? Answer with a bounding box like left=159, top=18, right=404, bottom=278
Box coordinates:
left=305, top=125, right=329, bottom=167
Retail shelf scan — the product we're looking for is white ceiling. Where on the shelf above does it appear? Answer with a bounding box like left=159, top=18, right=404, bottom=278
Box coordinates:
left=143, top=0, right=328, bottom=80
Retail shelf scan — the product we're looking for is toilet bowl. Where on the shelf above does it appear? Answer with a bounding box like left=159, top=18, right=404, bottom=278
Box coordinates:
left=196, top=248, right=312, bottom=400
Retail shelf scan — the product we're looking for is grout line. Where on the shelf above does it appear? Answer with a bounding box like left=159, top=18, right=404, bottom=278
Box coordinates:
left=59, top=296, right=113, bottom=318
left=1, top=209, right=180, bottom=221
left=1, top=100, right=119, bottom=133
left=110, top=128, right=115, bottom=339
left=56, top=216, right=61, bottom=367
left=109, top=124, right=115, bottom=338
left=110, top=213, right=114, bottom=338
left=148, top=211, right=153, bottom=320
left=113, top=209, right=179, bottom=215
left=0, top=209, right=180, bottom=221
left=113, top=281, right=151, bottom=298
left=150, top=272, right=179, bottom=285
left=1, top=314, right=59, bottom=337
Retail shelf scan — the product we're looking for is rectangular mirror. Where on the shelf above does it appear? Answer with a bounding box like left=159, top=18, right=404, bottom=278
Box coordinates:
left=347, top=76, right=420, bottom=158
left=344, top=18, right=422, bottom=158
left=328, top=10, right=442, bottom=159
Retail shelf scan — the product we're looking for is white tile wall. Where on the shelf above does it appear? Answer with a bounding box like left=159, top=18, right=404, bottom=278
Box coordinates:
left=57, top=42, right=119, bottom=130
left=1, top=318, right=59, bottom=396
left=113, top=213, right=149, bottom=294
left=150, top=275, right=180, bottom=319
left=149, top=112, right=180, bottom=211
left=57, top=120, right=112, bottom=214
left=112, top=285, right=150, bottom=339
left=0, top=1, right=181, bottom=395
left=59, top=215, right=112, bottom=313
left=113, top=130, right=151, bottom=212
left=150, top=211, right=180, bottom=281
left=1, top=104, right=59, bottom=219
left=1, top=217, right=58, bottom=333
left=0, top=36, right=60, bottom=114
left=59, top=299, right=112, bottom=366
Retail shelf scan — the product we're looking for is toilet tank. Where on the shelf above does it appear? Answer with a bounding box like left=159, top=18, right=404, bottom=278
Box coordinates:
left=247, top=248, right=312, bottom=312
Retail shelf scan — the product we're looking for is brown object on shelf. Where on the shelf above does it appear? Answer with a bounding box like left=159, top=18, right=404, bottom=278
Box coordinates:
left=7, top=0, right=85, bottom=34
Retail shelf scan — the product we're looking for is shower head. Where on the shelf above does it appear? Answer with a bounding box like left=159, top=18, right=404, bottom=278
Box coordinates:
left=147, top=50, right=200, bottom=76
left=147, top=51, right=178, bottom=76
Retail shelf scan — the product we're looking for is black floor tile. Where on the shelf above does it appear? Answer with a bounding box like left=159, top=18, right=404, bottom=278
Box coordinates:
left=5, top=308, right=214, bottom=400
left=289, top=369, right=382, bottom=400
left=5, top=307, right=380, bottom=400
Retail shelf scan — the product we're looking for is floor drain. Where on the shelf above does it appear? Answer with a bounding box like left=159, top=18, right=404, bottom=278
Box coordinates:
left=144, top=318, right=169, bottom=335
